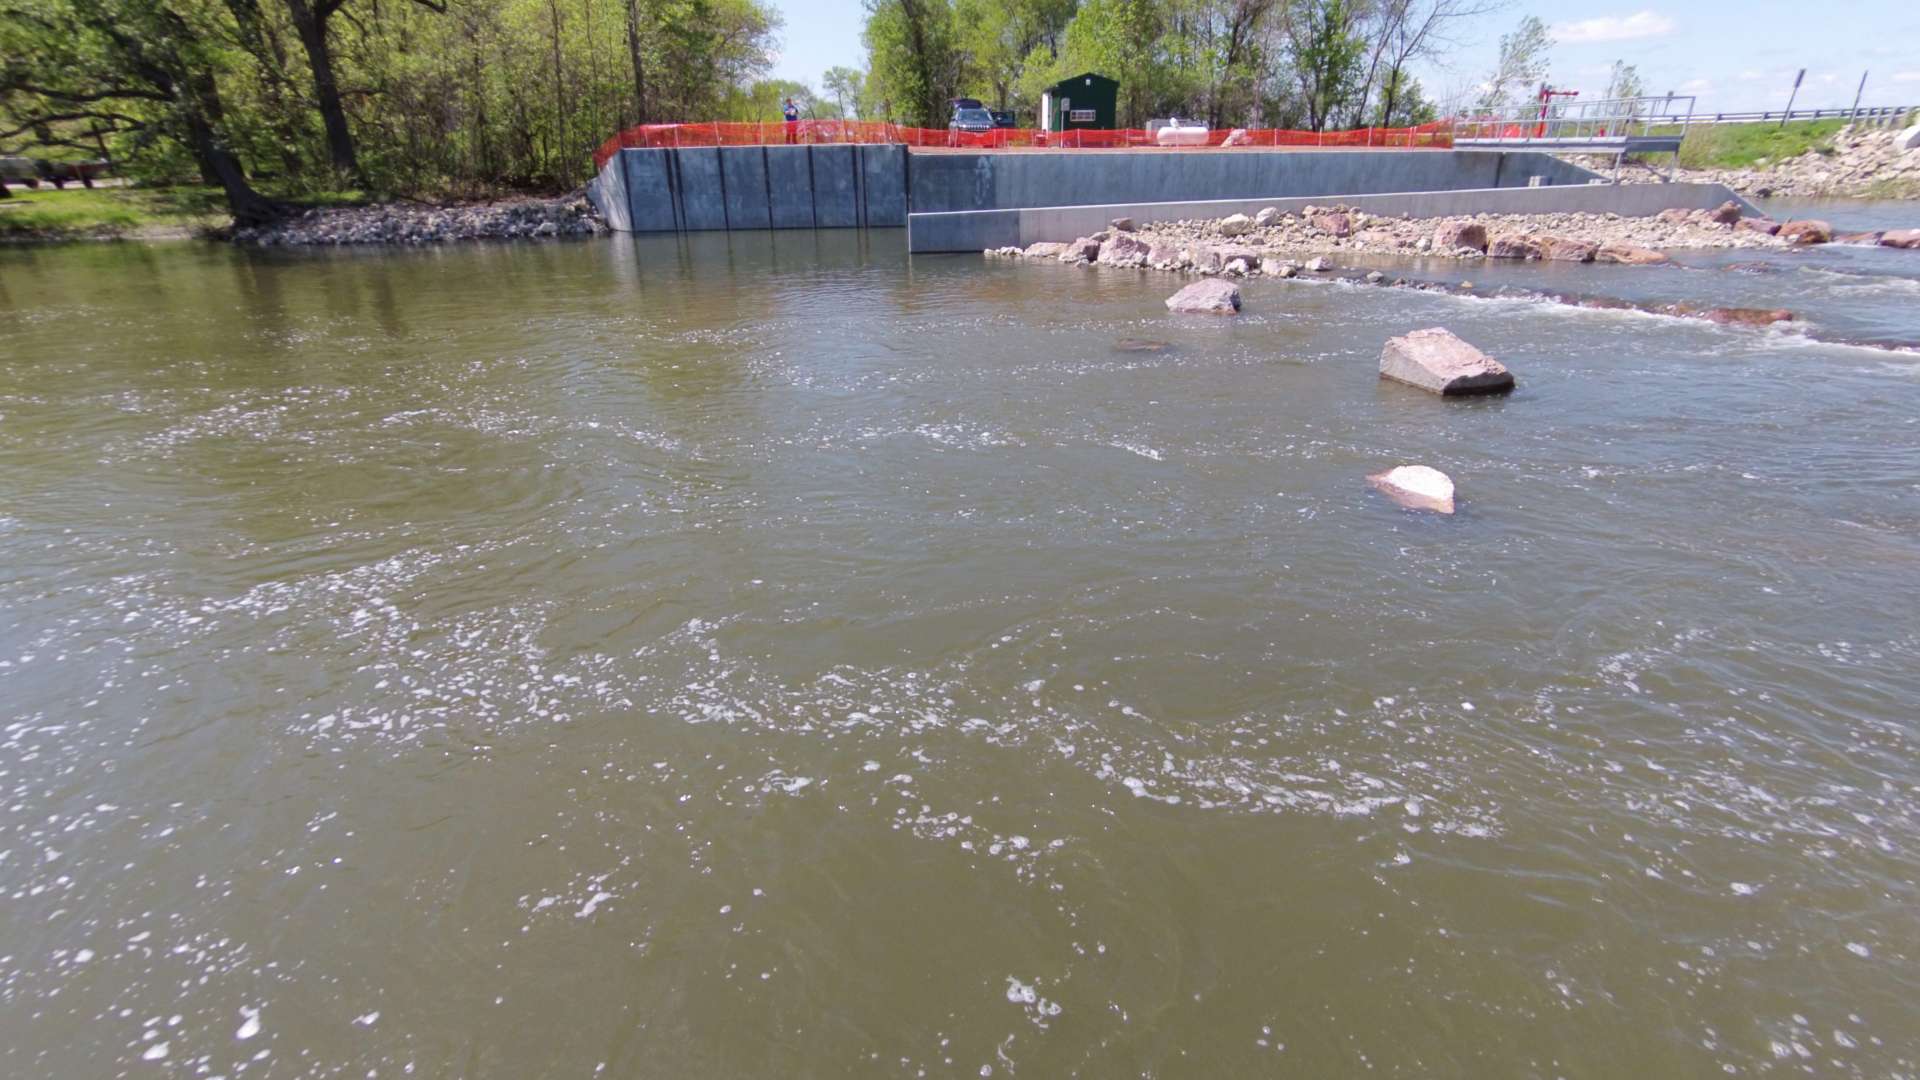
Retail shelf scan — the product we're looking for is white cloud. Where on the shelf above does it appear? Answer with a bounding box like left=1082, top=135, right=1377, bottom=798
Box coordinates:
left=1553, top=11, right=1678, bottom=45
left=1678, top=78, right=1712, bottom=94
left=1893, top=71, right=1920, bottom=84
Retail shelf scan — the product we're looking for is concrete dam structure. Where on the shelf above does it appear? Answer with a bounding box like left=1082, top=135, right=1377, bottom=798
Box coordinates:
left=585, top=145, right=1748, bottom=253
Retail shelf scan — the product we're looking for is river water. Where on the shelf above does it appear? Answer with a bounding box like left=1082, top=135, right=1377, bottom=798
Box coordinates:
left=3, top=210, right=1918, bottom=1077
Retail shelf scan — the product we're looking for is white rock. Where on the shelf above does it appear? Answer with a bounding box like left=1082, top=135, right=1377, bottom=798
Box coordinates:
left=1304, top=256, right=1332, bottom=272
left=1164, top=279, right=1242, bottom=314
left=1379, top=327, right=1514, bottom=396
left=1896, top=123, right=1920, bottom=152
left=1254, top=206, right=1281, bottom=227
left=1368, top=465, right=1456, bottom=514
left=1218, top=213, right=1254, bottom=237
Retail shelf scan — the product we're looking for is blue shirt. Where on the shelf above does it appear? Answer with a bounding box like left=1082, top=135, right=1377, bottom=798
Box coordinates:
left=784, top=103, right=799, bottom=122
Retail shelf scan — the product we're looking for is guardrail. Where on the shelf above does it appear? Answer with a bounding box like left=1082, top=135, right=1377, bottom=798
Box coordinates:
left=1662, top=105, right=1915, bottom=127
left=592, top=120, right=1454, bottom=170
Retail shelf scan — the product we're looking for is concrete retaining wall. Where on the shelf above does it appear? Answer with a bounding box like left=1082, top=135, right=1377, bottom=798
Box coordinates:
left=588, top=144, right=907, bottom=233
left=907, top=150, right=1597, bottom=214
left=907, top=182, right=1756, bottom=253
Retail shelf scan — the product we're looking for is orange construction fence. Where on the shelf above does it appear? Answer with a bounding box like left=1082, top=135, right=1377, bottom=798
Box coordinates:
left=593, top=120, right=1454, bottom=170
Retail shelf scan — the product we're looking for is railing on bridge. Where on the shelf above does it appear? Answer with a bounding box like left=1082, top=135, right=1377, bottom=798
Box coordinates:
left=1455, top=95, right=1697, bottom=145
left=592, top=120, right=1454, bottom=170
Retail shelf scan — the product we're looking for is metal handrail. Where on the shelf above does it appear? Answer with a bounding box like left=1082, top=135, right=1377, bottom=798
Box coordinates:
left=1455, top=95, right=1696, bottom=143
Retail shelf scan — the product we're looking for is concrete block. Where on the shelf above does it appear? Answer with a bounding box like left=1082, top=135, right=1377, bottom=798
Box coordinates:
left=764, top=146, right=815, bottom=228
left=860, top=144, right=907, bottom=226
left=587, top=153, right=631, bottom=231
left=810, top=145, right=860, bottom=227
left=719, top=146, right=772, bottom=230
left=673, top=147, right=727, bottom=231
left=622, top=149, right=677, bottom=232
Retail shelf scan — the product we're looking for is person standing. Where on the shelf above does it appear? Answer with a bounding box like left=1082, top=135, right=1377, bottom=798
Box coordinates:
left=783, top=98, right=801, bottom=144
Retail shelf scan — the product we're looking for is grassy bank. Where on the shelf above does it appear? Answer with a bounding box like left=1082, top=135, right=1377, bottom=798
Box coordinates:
left=1675, top=119, right=1848, bottom=170
left=0, top=184, right=371, bottom=242
left=0, top=185, right=236, bottom=241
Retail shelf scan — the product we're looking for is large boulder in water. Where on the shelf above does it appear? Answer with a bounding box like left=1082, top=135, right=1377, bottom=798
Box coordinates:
left=1735, top=217, right=1780, bottom=235
left=1880, top=229, right=1920, bottom=249
left=1778, top=219, right=1833, bottom=245
left=1367, top=465, right=1456, bottom=514
left=1023, top=241, right=1068, bottom=259
left=1379, top=327, right=1514, bottom=396
left=1098, top=232, right=1152, bottom=268
left=1708, top=200, right=1744, bottom=225
left=1165, top=279, right=1242, bottom=314
left=1433, top=220, right=1487, bottom=252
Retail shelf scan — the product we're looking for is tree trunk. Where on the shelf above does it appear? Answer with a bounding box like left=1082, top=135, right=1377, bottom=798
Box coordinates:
left=286, top=0, right=359, bottom=180
left=625, top=0, right=648, bottom=123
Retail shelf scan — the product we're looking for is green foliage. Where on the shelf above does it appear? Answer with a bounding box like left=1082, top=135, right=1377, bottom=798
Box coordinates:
left=1286, top=0, right=1365, bottom=130
left=862, top=0, right=958, bottom=126
left=1676, top=119, right=1847, bottom=170
left=1, top=0, right=785, bottom=209
left=1478, top=15, right=1552, bottom=110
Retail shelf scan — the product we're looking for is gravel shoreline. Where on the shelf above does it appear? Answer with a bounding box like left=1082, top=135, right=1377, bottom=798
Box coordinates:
left=230, top=193, right=605, bottom=246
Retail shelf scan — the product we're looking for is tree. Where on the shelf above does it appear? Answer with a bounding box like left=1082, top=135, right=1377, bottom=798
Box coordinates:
left=0, top=0, right=282, bottom=221
left=862, top=0, right=957, bottom=126
left=1285, top=0, right=1365, bottom=131
left=1354, top=0, right=1499, bottom=127
left=1477, top=14, right=1551, bottom=111
left=822, top=65, right=865, bottom=118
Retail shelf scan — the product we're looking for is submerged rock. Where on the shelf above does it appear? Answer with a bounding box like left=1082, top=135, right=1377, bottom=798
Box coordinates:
left=1367, top=465, right=1457, bottom=514
left=1304, top=256, right=1332, bottom=272
left=1735, top=217, right=1781, bottom=235
left=1594, top=242, right=1670, bottom=265
left=1165, top=278, right=1242, bottom=314
left=1698, top=307, right=1796, bottom=327
left=1379, top=327, right=1515, bottom=396
left=1113, top=338, right=1173, bottom=353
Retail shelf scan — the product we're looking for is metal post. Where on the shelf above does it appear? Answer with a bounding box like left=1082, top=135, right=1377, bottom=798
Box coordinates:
left=1850, top=71, right=1868, bottom=124
left=1781, top=69, right=1805, bottom=129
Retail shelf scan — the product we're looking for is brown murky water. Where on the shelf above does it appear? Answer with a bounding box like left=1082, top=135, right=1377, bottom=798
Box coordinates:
left=3, top=229, right=1919, bottom=1077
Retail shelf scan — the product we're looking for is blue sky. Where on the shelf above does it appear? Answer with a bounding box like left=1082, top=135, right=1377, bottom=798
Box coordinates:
left=768, top=0, right=1920, bottom=114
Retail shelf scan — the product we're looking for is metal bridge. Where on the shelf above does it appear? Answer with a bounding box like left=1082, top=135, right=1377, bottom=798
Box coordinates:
left=1455, top=95, right=1694, bottom=155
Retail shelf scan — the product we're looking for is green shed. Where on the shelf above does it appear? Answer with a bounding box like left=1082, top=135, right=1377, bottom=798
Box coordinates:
left=1041, top=72, right=1118, bottom=132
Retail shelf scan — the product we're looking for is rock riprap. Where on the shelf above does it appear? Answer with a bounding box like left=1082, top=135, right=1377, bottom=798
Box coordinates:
left=231, top=194, right=603, bottom=246
left=1379, top=328, right=1515, bottom=396
left=1165, top=279, right=1242, bottom=314
left=1367, top=466, right=1457, bottom=514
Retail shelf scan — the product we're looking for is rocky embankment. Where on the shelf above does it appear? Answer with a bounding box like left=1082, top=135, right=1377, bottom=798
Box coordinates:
left=986, top=204, right=1920, bottom=348
left=1598, top=123, right=1920, bottom=199
left=990, top=201, right=1919, bottom=277
left=231, top=193, right=605, bottom=246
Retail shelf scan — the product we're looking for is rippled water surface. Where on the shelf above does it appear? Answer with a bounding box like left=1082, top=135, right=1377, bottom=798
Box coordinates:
left=3, top=231, right=1919, bottom=1077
